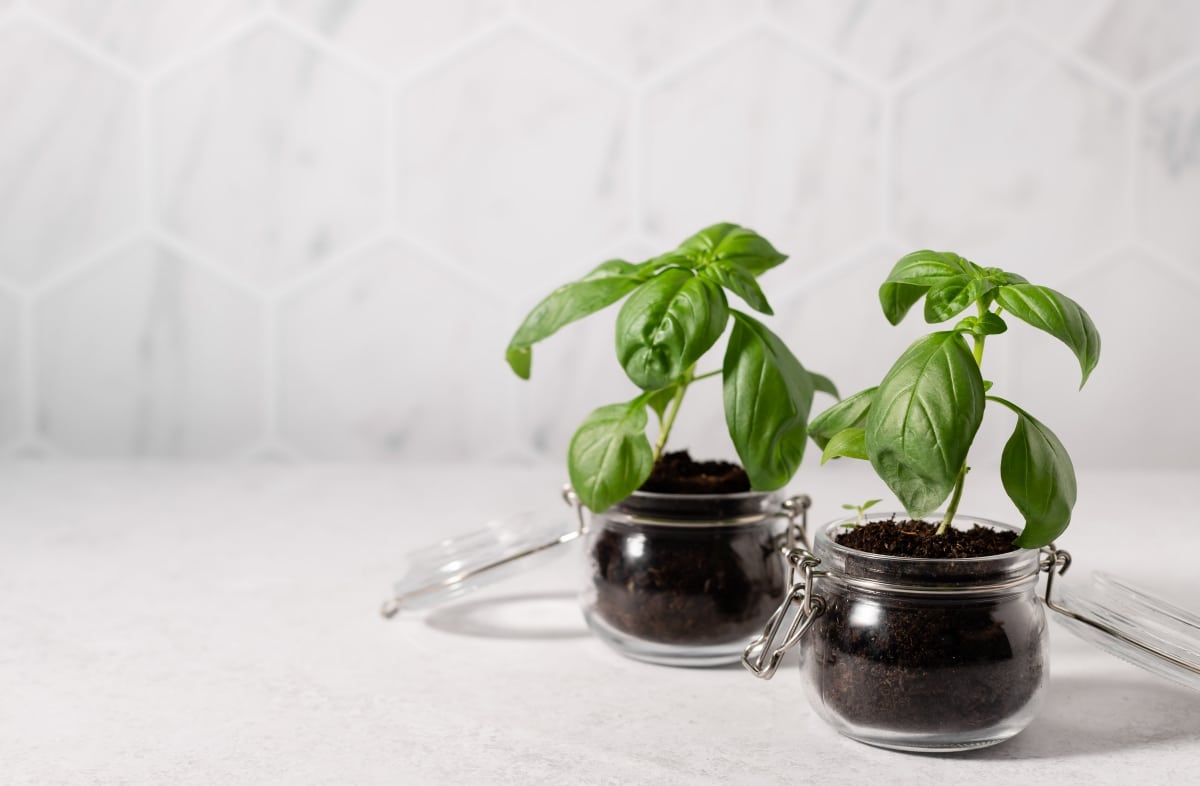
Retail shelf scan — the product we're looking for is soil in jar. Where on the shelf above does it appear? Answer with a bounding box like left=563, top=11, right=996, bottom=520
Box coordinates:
left=813, top=518, right=1041, bottom=733
left=588, top=451, right=784, bottom=646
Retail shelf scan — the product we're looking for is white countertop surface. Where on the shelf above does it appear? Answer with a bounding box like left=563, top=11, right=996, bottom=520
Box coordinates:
left=2, top=462, right=1198, bottom=785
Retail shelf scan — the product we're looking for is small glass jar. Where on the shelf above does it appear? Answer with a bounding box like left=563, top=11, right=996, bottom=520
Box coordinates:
left=745, top=514, right=1048, bottom=752
left=802, top=516, right=1047, bottom=751
left=581, top=490, right=793, bottom=667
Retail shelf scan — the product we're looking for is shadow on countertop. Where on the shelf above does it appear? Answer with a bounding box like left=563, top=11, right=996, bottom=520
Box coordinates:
left=959, top=675, right=1200, bottom=760
left=424, top=591, right=590, bottom=641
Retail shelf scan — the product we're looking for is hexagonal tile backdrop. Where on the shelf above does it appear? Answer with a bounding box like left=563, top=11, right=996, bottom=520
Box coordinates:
left=0, top=4, right=1198, bottom=464
left=35, top=239, right=263, bottom=457
left=154, top=23, right=386, bottom=288
left=30, top=0, right=265, bottom=70
left=0, top=20, right=139, bottom=286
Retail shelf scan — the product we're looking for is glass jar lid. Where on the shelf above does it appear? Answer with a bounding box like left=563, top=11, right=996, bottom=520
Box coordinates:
left=379, top=487, right=583, bottom=616
left=1043, top=548, right=1200, bottom=691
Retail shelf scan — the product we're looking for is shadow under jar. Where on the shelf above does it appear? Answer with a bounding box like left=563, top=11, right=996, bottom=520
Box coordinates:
left=581, top=490, right=794, bottom=667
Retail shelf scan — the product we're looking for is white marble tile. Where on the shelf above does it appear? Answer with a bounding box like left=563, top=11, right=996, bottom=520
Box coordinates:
left=894, top=34, right=1128, bottom=282
left=642, top=31, right=882, bottom=271
left=31, top=0, right=264, bottom=70
left=279, top=239, right=515, bottom=459
left=0, top=290, right=21, bottom=448
left=1006, top=251, right=1200, bottom=467
left=35, top=239, right=264, bottom=456
left=396, top=29, right=631, bottom=299
left=1138, top=65, right=1200, bottom=264
left=278, top=0, right=506, bottom=76
left=1015, top=0, right=1200, bottom=83
left=770, top=0, right=1008, bottom=80
left=0, top=22, right=139, bottom=286
left=518, top=0, right=747, bottom=77
left=154, top=24, right=386, bottom=288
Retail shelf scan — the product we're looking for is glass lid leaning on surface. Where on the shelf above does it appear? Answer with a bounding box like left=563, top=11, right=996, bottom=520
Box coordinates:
left=380, top=487, right=583, bottom=617
left=1043, top=547, right=1200, bottom=691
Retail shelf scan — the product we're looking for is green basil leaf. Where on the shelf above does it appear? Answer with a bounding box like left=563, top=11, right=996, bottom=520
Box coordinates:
left=988, top=396, right=1077, bottom=549
left=506, top=259, right=643, bottom=379
left=615, top=269, right=729, bottom=390
left=924, top=277, right=994, bottom=323
left=865, top=332, right=985, bottom=519
left=878, top=250, right=974, bottom=325
left=676, top=223, right=787, bottom=276
left=809, top=371, right=840, bottom=400
left=644, top=385, right=678, bottom=425
left=567, top=397, right=654, bottom=512
left=722, top=310, right=814, bottom=490
left=698, top=263, right=773, bottom=315
left=809, top=387, right=876, bottom=450
left=994, top=284, right=1101, bottom=387
left=821, top=428, right=867, bottom=464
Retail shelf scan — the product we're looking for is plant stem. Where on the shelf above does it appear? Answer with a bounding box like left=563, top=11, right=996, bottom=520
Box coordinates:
left=938, top=464, right=969, bottom=535
left=653, top=367, right=693, bottom=463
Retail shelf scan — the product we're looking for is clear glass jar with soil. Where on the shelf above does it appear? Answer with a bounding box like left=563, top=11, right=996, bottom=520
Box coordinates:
left=580, top=489, right=794, bottom=666
left=745, top=514, right=1048, bottom=751
left=802, top=516, right=1046, bottom=751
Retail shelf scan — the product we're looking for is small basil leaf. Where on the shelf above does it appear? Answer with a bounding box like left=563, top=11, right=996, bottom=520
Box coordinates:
left=809, top=371, right=840, bottom=400
left=821, top=428, right=867, bottom=464
left=676, top=223, right=787, bottom=276
left=983, top=380, right=994, bottom=391
left=644, top=385, right=678, bottom=425
left=995, top=284, right=1100, bottom=387
left=878, top=250, right=974, bottom=325
left=976, top=311, right=1008, bottom=335
left=698, top=263, right=773, bottom=315
left=567, top=397, right=654, bottom=512
left=924, top=277, right=994, bottom=323
left=809, top=387, right=876, bottom=450
left=865, top=332, right=985, bottom=519
left=615, top=269, right=729, bottom=390
left=506, top=259, right=643, bottom=379
left=723, top=310, right=814, bottom=490
left=988, top=396, right=1077, bottom=549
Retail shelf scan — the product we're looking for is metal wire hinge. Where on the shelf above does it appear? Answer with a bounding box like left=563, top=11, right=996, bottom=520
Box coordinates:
left=742, top=546, right=825, bottom=679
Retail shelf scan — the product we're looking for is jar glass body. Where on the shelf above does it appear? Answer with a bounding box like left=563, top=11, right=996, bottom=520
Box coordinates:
left=800, top=516, right=1048, bottom=751
left=581, top=490, right=788, bottom=666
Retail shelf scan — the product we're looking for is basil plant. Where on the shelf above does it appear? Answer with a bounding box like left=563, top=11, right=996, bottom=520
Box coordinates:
left=507, top=223, right=838, bottom=512
left=809, top=251, right=1100, bottom=549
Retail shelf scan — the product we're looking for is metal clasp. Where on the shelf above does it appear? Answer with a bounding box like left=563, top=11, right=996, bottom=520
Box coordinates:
left=742, top=545, right=826, bottom=679
left=780, top=494, right=811, bottom=553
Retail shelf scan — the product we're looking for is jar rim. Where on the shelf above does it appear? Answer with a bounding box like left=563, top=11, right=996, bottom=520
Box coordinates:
left=813, top=513, right=1041, bottom=589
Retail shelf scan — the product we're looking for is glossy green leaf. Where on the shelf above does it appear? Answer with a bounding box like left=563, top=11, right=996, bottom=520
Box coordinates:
left=878, top=250, right=974, bottom=325
left=722, top=310, right=814, bottom=490
left=645, top=385, right=678, bottom=425
left=924, top=277, right=994, bottom=323
left=865, top=332, right=985, bottom=518
left=808, top=387, right=876, bottom=450
left=809, top=371, right=840, bottom=400
left=821, top=428, right=867, bottom=464
left=676, top=223, right=787, bottom=276
left=567, top=397, right=654, bottom=512
left=506, top=259, right=643, bottom=379
left=698, top=263, right=773, bottom=315
left=995, top=284, right=1101, bottom=387
left=615, top=269, right=729, bottom=390
left=989, top=396, right=1077, bottom=549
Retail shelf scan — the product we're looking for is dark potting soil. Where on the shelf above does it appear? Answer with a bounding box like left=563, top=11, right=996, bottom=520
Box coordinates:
left=589, top=451, right=780, bottom=647
left=590, top=520, right=784, bottom=646
left=813, top=518, right=1041, bottom=734
left=836, top=518, right=1018, bottom=558
left=637, top=450, right=751, bottom=495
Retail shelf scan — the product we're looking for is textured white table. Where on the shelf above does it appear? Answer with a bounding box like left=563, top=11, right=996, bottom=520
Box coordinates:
left=2, top=462, right=1197, bottom=785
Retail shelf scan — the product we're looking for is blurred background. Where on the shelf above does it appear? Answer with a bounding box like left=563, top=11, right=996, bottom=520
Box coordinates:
left=0, top=0, right=1197, bottom=468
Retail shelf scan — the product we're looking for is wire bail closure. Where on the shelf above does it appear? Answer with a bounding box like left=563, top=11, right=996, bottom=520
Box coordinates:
left=743, top=495, right=824, bottom=680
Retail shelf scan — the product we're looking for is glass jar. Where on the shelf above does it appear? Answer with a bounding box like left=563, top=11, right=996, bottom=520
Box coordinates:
left=746, top=514, right=1048, bottom=752
left=581, top=490, right=794, bottom=667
